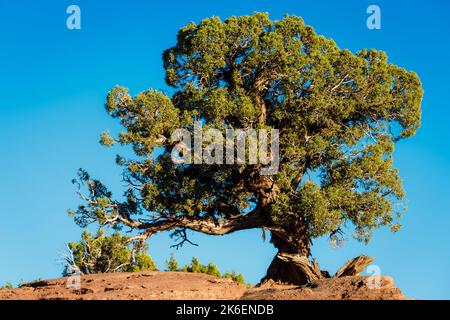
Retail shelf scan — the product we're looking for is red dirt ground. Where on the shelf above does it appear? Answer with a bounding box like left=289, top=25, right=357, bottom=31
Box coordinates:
left=0, top=271, right=406, bottom=300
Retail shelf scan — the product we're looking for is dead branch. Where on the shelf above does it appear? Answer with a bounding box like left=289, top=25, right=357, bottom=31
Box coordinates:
left=334, top=255, right=374, bottom=278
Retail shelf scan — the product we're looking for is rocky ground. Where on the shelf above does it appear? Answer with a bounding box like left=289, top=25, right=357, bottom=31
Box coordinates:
left=242, top=276, right=406, bottom=300
left=0, top=271, right=406, bottom=300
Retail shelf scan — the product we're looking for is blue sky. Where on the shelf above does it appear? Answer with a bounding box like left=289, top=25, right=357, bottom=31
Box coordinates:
left=0, top=0, right=449, bottom=299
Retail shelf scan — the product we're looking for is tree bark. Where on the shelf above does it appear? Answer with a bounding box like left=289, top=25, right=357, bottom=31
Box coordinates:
left=262, top=224, right=312, bottom=285
left=334, top=255, right=374, bottom=278
left=277, top=254, right=323, bottom=282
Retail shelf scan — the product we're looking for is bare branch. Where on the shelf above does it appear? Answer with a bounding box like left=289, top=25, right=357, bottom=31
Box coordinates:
left=171, top=228, right=199, bottom=249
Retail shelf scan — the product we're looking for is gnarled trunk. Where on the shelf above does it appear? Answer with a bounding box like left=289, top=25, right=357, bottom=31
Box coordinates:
left=261, top=224, right=375, bottom=285
left=262, top=225, right=312, bottom=285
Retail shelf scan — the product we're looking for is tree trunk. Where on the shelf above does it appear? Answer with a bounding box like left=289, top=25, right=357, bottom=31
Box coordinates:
left=262, top=225, right=312, bottom=285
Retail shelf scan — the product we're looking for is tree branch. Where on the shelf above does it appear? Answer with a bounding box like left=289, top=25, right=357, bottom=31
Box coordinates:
left=132, top=206, right=267, bottom=238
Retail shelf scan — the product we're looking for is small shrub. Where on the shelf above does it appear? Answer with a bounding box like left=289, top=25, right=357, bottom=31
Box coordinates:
left=132, top=252, right=158, bottom=272
left=64, top=230, right=157, bottom=275
left=223, top=272, right=245, bottom=285
left=181, top=257, right=208, bottom=274
left=206, top=262, right=221, bottom=278
left=0, top=282, right=13, bottom=290
left=165, top=254, right=179, bottom=271
left=171, top=256, right=245, bottom=284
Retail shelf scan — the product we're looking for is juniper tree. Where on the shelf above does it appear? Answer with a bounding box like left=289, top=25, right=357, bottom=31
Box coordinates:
left=70, top=13, right=423, bottom=284
left=63, top=230, right=157, bottom=275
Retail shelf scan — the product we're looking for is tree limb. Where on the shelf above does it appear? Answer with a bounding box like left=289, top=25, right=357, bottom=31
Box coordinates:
left=334, top=255, right=374, bottom=278
left=124, top=206, right=267, bottom=239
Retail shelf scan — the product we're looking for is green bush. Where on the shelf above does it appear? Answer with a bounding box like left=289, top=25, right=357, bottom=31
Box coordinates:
left=165, top=254, right=179, bottom=271
left=132, top=252, right=158, bottom=272
left=0, top=282, right=13, bottom=290
left=168, top=256, right=245, bottom=284
left=222, top=272, right=245, bottom=285
left=206, top=262, right=221, bottom=278
left=64, top=230, right=157, bottom=275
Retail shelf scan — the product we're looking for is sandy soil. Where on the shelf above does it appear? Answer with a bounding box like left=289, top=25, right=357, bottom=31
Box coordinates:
left=0, top=271, right=406, bottom=300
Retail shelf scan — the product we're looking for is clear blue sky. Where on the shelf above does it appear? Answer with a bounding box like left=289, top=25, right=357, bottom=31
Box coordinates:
left=0, top=0, right=449, bottom=299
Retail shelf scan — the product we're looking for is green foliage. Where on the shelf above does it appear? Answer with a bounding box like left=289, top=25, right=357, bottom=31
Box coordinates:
left=132, top=252, right=158, bottom=272
left=167, top=256, right=245, bottom=284
left=222, top=272, right=245, bottom=285
left=180, top=257, right=214, bottom=275
left=0, top=282, right=13, bottom=290
left=105, top=87, right=180, bottom=156
left=69, top=13, right=423, bottom=254
left=205, top=262, right=222, bottom=278
left=99, top=132, right=116, bottom=147
left=166, top=254, right=179, bottom=271
left=64, top=230, right=157, bottom=275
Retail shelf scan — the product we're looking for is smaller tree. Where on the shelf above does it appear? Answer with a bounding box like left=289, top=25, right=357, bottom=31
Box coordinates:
left=222, top=272, right=245, bottom=285
left=180, top=257, right=207, bottom=274
left=165, top=254, right=179, bottom=271
left=64, top=230, right=157, bottom=275
left=206, top=262, right=221, bottom=278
